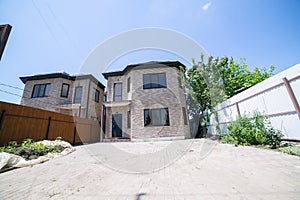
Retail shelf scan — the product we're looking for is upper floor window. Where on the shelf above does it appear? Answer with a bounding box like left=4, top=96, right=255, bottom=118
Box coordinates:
left=144, top=108, right=170, bottom=126
left=143, top=73, right=167, bottom=89
left=178, top=74, right=183, bottom=89
left=73, top=86, right=82, bottom=104
left=113, top=83, right=122, bottom=101
left=127, top=77, right=131, bottom=92
left=92, top=88, right=100, bottom=102
left=32, top=83, right=51, bottom=98
left=61, top=83, right=69, bottom=98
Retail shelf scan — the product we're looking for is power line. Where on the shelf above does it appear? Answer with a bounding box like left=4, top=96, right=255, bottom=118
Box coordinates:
left=0, top=81, right=71, bottom=103
left=0, top=83, right=24, bottom=91
left=0, top=89, right=22, bottom=97
left=0, top=88, right=63, bottom=107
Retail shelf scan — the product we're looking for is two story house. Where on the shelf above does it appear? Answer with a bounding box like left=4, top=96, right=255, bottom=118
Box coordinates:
left=102, top=61, right=190, bottom=140
left=19, top=72, right=105, bottom=121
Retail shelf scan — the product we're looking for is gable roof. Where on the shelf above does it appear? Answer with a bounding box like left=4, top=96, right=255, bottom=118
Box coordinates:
left=19, top=72, right=105, bottom=89
left=102, top=61, right=186, bottom=79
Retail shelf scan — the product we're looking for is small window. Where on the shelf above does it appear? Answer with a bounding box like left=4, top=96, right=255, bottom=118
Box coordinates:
left=143, top=73, right=167, bottom=89
left=182, top=107, right=188, bottom=125
left=144, top=108, right=170, bottom=126
left=92, top=88, right=100, bottom=102
left=127, top=77, right=131, bottom=92
left=73, top=86, right=82, bottom=104
left=178, top=74, right=183, bottom=89
left=61, top=83, right=69, bottom=98
left=113, top=83, right=122, bottom=102
left=32, top=83, right=51, bottom=98
left=127, top=110, right=131, bottom=128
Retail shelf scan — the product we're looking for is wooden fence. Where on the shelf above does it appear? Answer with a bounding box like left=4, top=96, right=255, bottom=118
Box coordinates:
left=0, top=101, right=102, bottom=146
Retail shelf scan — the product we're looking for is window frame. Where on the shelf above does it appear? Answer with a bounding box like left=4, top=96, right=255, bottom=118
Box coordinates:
left=113, top=83, right=122, bottom=102
left=127, top=77, right=131, bottom=93
left=60, top=83, right=70, bottom=98
left=92, top=88, right=100, bottom=102
left=182, top=107, right=188, bottom=125
left=73, top=86, right=83, bottom=104
left=144, top=108, right=170, bottom=127
left=143, top=73, right=167, bottom=89
left=127, top=110, right=131, bottom=128
left=31, top=83, right=51, bottom=98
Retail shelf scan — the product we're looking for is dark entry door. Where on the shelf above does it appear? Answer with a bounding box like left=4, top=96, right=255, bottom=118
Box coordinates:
left=112, top=114, right=122, bottom=137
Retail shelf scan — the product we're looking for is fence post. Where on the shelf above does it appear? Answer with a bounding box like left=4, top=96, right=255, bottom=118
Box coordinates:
left=283, top=77, right=300, bottom=119
left=45, top=117, right=51, bottom=140
left=0, top=110, right=6, bottom=130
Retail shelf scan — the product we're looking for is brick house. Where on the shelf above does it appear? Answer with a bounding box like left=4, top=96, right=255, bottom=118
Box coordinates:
left=19, top=72, right=105, bottom=121
left=102, top=61, right=190, bottom=140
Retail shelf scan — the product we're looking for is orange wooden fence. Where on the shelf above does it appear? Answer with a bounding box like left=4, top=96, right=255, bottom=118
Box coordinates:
left=0, top=101, right=101, bottom=146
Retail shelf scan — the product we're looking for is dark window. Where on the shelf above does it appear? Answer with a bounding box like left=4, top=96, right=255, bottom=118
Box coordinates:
left=32, top=83, right=51, bottom=98
left=127, top=110, right=131, bottom=128
left=144, top=108, right=170, bottom=126
left=143, top=73, right=167, bottom=89
left=127, top=77, right=131, bottom=92
left=73, top=86, right=82, bottom=104
left=182, top=107, right=188, bottom=125
left=92, top=88, right=100, bottom=102
left=113, top=83, right=122, bottom=101
left=61, top=83, right=69, bottom=98
left=178, top=74, right=183, bottom=89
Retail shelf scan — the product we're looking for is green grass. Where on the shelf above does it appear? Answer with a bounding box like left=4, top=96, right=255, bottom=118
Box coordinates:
left=277, top=145, right=300, bottom=157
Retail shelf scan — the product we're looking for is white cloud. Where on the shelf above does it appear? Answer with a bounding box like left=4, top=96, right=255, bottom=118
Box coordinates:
left=202, top=2, right=212, bottom=11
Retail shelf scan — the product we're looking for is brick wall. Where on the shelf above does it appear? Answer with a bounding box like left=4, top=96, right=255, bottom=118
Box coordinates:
left=105, top=66, right=190, bottom=139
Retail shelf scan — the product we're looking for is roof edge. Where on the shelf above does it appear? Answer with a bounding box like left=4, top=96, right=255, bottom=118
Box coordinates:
left=102, top=61, right=186, bottom=79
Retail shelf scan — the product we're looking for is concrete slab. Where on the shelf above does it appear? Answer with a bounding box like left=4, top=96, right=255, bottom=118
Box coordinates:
left=0, top=139, right=299, bottom=199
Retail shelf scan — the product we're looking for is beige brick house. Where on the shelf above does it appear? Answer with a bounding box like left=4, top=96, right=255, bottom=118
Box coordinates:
left=19, top=72, right=105, bottom=121
left=102, top=61, right=190, bottom=140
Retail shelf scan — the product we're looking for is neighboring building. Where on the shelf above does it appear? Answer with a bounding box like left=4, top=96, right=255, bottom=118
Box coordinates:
left=19, top=72, right=105, bottom=121
left=102, top=61, right=190, bottom=140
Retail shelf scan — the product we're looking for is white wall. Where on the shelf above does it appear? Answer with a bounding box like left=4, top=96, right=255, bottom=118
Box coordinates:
left=209, top=63, right=300, bottom=140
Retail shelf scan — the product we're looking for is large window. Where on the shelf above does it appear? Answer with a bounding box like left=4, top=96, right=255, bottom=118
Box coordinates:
left=61, top=83, right=69, bottom=98
left=113, top=83, right=122, bottom=101
left=73, top=86, right=82, bottom=104
left=32, top=83, right=51, bottom=98
left=144, top=108, right=170, bottom=126
left=143, top=73, right=167, bottom=89
left=92, top=88, right=100, bottom=102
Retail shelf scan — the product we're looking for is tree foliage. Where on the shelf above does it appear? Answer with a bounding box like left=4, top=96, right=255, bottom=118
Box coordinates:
left=182, top=55, right=274, bottom=137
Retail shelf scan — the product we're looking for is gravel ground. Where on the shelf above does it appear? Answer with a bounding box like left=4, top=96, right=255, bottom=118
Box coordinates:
left=0, top=139, right=300, bottom=200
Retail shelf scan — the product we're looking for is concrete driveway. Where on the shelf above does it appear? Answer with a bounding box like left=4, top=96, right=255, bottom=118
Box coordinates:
left=0, top=139, right=300, bottom=199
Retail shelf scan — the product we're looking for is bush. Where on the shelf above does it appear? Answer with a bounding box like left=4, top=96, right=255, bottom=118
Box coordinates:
left=220, top=112, right=282, bottom=148
left=0, top=138, right=65, bottom=160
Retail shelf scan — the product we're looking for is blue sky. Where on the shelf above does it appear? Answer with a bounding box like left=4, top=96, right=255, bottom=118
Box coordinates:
left=0, top=0, right=300, bottom=104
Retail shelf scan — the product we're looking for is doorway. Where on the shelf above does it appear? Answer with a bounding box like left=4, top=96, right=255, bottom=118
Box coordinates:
left=112, top=114, right=122, bottom=137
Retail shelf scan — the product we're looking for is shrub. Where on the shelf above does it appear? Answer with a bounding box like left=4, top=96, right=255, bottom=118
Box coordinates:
left=221, top=112, right=282, bottom=148
left=0, top=138, right=65, bottom=160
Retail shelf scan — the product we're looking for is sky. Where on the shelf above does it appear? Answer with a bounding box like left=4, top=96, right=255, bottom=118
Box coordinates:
left=0, top=0, right=300, bottom=104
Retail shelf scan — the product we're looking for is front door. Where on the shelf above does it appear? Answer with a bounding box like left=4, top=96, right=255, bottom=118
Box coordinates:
left=112, top=114, right=122, bottom=137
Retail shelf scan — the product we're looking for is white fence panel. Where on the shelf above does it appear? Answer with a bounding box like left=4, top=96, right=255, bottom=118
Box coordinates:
left=209, top=63, right=300, bottom=140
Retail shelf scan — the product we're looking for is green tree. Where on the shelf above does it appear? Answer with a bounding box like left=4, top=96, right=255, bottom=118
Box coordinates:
left=182, top=55, right=274, bottom=137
